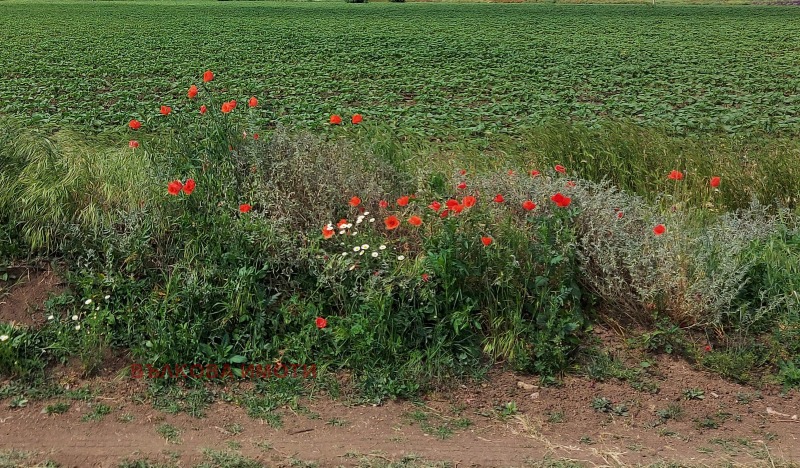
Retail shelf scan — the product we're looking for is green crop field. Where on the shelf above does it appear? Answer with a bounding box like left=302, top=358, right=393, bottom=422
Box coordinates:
left=1, top=1, right=800, bottom=137
left=4, top=5, right=800, bottom=465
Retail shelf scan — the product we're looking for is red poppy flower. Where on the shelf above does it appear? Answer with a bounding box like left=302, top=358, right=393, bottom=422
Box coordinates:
left=351, top=114, right=363, bottom=124
left=128, top=119, right=141, bottom=130
left=337, top=219, right=348, bottom=229
left=203, top=70, right=214, bottom=83
left=188, top=85, right=198, bottom=99
left=704, top=344, right=712, bottom=352
left=530, top=170, right=541, bottom=177
left=653, top=224, right=666, bottom=235
left=710, top=176, right=721, bottom=188
left=617, top=211, right=624, bottom=218
left=330, top=114, right=342, bottom=125
left=167, top=180, right=183, bottom=196
left=385, top=215, right=400, bottom=230
left=459, top=169, right=467, bottom=176
left=322, top=226, right=335, bottom=239
left=508, top=170, right=514, bottom=176
left=129, top=140, right=139, bottom=149
left=421, top=273, right=430, bottom=282
left=379, top=200, right=389, bottom=209
left=451, top=203, right=464, bottom=214
left=247, top=96, right=257, bottom=108
left=440, top=209, right=449, bottom=218
left=239, top=204, right=252, bottom=213
left=408, top=215, right=422, bottom=226
left=397, top=196, right=409, bottom=207
left=445, top=199, right=459, bottom=210
left=160, top=105, right=172, bottom=116
left=493, top=194, right=504, bottom=203
left=522, top=200, right=536, bottom=211
left=668, top=170, right=684, bottom=181
left=481, top=236, right=492, bottom=246
left=550, top=193, right=571, bottom=208
left=221, top=102, right=233, bottom=113
left=230, top=100, right=237, bottom=109
left=182, top=179, right=196, bottom=195
left=316, top=317, right=327, bottom=329
left=199, top=105, right=207, bottom=115
left=555, top=165, right=566, bottom=174
left=566, top=181, right=576, bottom=188
left=349, top=196, right=361, bottom=207
left=429, top=201, right=441, bottom=212
left=254, top=133, right=259, bottom=140
left=463, top=196, right=476, bottom=208
left=457, top=182, right=467, bottom=190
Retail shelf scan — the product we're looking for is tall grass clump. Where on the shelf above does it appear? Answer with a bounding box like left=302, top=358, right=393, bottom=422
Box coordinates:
left=515, top=121, right=800, bottom=211
left=0, top=116, right=158, bottom=253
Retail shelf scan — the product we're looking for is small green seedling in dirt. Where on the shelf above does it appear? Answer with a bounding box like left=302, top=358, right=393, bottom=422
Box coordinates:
left=156, top=423, right=181, bottom=444
left=499, top=402, right=518, bottom=419
left=254, top=440, right=273, bottom=451
left=592, top=397, right=612, bottom=413
left=224, top=423, right=244, bottom=435
left=326, top=417, right=349, bottom=427
left=226, top=441, right=242, bottom=450
left=612, top=404, right=629, bottom=417
left=45, top=402, right=70, bottom=415
left=683, top=388, right=705, bottom=400
left=81, top=403, right=111, bottom=421
left=8, top=396, right=28, bottom=409
left=656, top=403, right=683, bottom=422
left=694, top=415, right=721, bottom=430
left=592, top=397, right=628, bottom=416
left=547, top=411, right=565, bottom=423
left=735, top=391, right=762, bottom=404
left=454, top=417, right=472, bottom=429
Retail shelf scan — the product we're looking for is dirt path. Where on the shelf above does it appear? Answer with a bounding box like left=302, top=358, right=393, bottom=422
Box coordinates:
left=1, top=358, right=799, bottom=468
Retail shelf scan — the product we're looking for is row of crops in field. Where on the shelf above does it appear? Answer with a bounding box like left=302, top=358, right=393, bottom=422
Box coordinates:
left=1, top=1, right=800, bottom=137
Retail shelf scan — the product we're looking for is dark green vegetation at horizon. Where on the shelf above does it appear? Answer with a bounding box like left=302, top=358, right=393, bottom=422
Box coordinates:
left=1, top=1, right=800, bottom=138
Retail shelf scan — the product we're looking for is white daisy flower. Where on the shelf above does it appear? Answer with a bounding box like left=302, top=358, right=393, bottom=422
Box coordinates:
left=356, top=218, right=363, bottom=225
left=363, top=211, right=370, bottom=216
left=74, top=325, right=81, bottom=331
left=47, top=315, right=54, bottom=320
left=353, top=246, right=360, bottom=252
left=104, top=295, right=110, bottom=300
left=0, top=335, right=9, bottom=342
left=371, top=252, right=379, bottom=258
left=369, top=218, right=375, bottom=223
left=351, top=231, right=358, bottom=236
left=379, top=245, right=387, bottom=250
left=95, top=306, right=100, bottom=311
left=361, top=244, right=369, bottom=250
left=397, top=255, right=405, bottom=261
left=341, top=252, right=348, bottom=257
left=84, top=299, right=92, bottom=305
left=339, top=230, right=346, bottom=235
left=359, top=250, right=365, bottom=256
left=348, top=265, right=356, bottom=271
left=345, top=223, right=353, bottom=229
left=71, top=315, right=79, bottom=321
